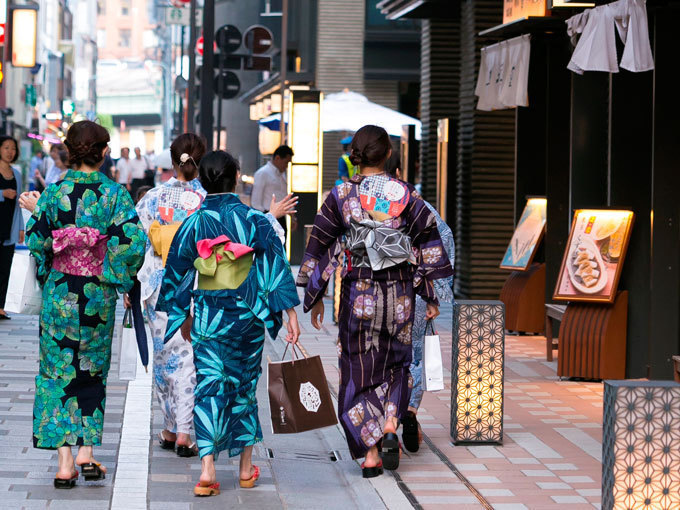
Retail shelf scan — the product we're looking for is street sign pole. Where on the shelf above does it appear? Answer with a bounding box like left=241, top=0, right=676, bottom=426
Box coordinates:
left=187, top=0, right=197, bottom=132
left=279, top=0, right=288, bottom=143
left=199, top=0, right=215, bottom=149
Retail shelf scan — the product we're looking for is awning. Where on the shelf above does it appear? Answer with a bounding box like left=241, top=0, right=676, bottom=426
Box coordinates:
left=377, top=0, right=459, bottom=20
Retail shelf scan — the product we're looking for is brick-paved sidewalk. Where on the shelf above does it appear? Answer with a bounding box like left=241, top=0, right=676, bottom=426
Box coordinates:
left=1, top=290, right=606, bottom=509
left=0, top=313, right=128, bottom=510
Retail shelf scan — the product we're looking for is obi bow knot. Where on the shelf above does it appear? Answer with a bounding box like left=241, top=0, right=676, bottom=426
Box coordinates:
left=52, top=226, right=109, bottom=277
left=194, top=236, right=254, bottom=290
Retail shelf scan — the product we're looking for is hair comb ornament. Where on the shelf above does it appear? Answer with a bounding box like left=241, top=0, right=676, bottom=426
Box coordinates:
left=179, top=153, right=198, bottom=168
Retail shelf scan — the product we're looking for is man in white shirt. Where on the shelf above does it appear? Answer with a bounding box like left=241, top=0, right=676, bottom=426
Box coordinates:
left=115, top=148, right=132, bottom=193
left=129, top=147, right=149, bottom=198
left=251, top=145, right=294, bottom=233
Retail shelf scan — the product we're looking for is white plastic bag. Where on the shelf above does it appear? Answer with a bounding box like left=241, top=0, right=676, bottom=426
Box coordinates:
left=118, top=309, right=137, bottom=381
left=4, top=249, right=42, bottom=315
left=423, top=320, right=444, bottom=392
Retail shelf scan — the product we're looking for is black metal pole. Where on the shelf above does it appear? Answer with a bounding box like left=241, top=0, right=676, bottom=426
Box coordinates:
left=216, top=54, right=223, bottom=149
left=187, top=0, right=197, bottom=132
left=279, top=0, right=288, bottom=143
left=178, top=26, right=185, bottom=134
left=200, top=0, right=215, bottom=148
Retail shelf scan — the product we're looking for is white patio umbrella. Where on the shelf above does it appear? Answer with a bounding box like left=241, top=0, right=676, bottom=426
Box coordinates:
left=258, top=90, right=422, bottom=140
left=321, top=91, right=421, bottom=140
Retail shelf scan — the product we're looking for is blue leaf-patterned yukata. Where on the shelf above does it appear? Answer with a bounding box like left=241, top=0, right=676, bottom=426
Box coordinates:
left=27, top=171, right=146, bottom=449
left=157, top=193, right=300, bottom=459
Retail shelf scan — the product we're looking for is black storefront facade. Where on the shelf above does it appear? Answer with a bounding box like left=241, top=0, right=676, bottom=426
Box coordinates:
left=380, top=0, right=680, bottom=379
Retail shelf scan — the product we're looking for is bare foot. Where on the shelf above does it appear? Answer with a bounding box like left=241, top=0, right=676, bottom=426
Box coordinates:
left=384, top=416, right=398, bottom=435
left=175, top=432, right=191, bottom=447
left=362, top=446, right=381, bottom=468
left=199, top=456, right=217, bottom=485
left=161, top=430, right=177, bottom=442
left=56, top=447, right=76, bottom=480
left=75, top=447, right=108, bottom=474
left=240, top=465, right=257, bottom=481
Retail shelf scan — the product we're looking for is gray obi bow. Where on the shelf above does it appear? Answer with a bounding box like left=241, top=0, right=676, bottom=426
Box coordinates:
left=346, top=219, right=415, bottom=271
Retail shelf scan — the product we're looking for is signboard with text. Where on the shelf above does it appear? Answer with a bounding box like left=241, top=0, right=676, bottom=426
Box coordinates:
left=165, top=6, right=202, bottom=26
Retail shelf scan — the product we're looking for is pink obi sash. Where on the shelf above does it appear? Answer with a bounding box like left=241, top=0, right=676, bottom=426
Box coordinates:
left=53, top=227, right=109, bottom=277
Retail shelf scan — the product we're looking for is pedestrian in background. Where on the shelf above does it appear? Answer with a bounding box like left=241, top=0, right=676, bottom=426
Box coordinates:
left=297, top=125, right=453, bottom=478
left=385, top=152, right=455, bottom=453
left=0, top=135, right=25, bottom=320
left=135, top=133, right=207, bottom=459
left=38, top=143, right=66, bottom=189
left=129, top=147, right=149, bottom=197
left=337, top=136, right=357, bottom=182
left=158, top=150, right=300, bottom=496
left=26, top=121, right=146, bottom=488
left=115, top=147, right=132, bottom=192
left=99, top=146, right=114, bottom=180
left=29, top=150, right=44, bottom=191
left=250, top=145, right=294, bottom=232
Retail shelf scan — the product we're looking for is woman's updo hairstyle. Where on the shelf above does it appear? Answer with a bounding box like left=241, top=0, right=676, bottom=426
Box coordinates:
left=198, top=150, right=240, bottom=194
left=64, top=121, right=110, bottom=168
left=349, top=125, right=391, bottom=168
left=170, top=133, right=206, bottom=178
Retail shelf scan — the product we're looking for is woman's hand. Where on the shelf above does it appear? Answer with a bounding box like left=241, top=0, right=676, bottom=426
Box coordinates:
left=2, top=188, right=16, bottom=200
left=268, top=193, right=297, bottom=219
left=310, top=300, right=324, bottom=330
left=180, top=315, right=193, bottom=342
left=284, top=308, right=301, bottom=344
left=123, top=294, right=131, bottom=309
left=425, top=303, right=440, bottom=320
left=18, top=231, right=24, bottom=244
left=19, top=191, right=40, bottom=212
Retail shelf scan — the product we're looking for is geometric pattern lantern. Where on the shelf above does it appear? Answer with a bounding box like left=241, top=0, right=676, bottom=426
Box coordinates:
left=602, top=380, right=680, bottom=510
left=451, top=301, right=505, bottom=444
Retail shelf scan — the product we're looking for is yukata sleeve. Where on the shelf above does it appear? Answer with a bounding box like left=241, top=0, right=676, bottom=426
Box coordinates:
left=253, top=213, right=300, bottom=314
left=103, top=187, right=147, bottom=293
left=432, top=209, right=455, bottom=304
left=295, top=189, right=345, bottom=312
left=26, top=188, right=56, bottom=286
left=405, top=197, right=454, bottom=305
left=156, top=211, right=200, bottom=342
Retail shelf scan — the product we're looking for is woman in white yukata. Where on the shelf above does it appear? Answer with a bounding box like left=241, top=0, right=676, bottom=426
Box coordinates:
left=135, top=133, right=208, bottom=457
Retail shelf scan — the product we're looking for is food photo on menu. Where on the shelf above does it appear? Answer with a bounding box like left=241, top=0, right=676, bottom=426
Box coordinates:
left=553, top=209, right=634, bottom=303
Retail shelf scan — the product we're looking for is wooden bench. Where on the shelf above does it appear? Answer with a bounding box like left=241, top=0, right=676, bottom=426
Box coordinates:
left=673, top=356, right=680, bottom=383
left=545, top=304, right=567, bottom=361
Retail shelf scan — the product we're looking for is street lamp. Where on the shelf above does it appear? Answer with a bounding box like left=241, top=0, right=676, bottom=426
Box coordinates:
left=9, top=4, right=38, bottom=68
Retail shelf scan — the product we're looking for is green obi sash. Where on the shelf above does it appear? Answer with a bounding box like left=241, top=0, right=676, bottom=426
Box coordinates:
left=194, top=236, right=255, bottom=290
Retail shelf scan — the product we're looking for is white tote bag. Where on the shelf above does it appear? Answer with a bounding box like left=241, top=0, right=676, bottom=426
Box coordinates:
left=118, top=309, right=138, bottom=381
left=4, top=249, right=43, bottom=315
left=423, top=320, right=445, bottom=392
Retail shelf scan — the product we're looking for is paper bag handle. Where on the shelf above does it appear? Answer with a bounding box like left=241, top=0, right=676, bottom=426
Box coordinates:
left=425, top=319, right=437, bottom=336
left=123, top=308, right=133, bottom=328
left=282, top=341, right=307, bottom=361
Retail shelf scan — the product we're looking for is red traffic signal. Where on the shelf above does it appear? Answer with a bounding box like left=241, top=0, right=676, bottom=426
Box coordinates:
left=196, top=35, right=217, bottom=56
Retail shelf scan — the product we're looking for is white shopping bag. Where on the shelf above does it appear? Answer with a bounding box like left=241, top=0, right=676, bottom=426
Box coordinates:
left=118, top=309, right=138, bottom=381
left=423, top=320, right=444, bottom=392
left=4, top=249, right=42, bottom=315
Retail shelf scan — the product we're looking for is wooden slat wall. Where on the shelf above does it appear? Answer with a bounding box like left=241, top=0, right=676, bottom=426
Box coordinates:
left=454, top=0, right=515, bottom=299
left=419, top=19, right=460, bottom=206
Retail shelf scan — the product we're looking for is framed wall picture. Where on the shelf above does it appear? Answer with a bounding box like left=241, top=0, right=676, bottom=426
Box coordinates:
left=500, top=197, right=547, bottom=271
left=553, top=209, right=634, bottom=303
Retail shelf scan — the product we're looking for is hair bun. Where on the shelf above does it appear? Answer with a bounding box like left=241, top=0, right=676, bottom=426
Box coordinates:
left=349, top=148, right=363, bottom=166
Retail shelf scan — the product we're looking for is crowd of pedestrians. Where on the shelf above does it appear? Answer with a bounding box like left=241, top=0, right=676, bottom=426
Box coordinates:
left=0, top=120, right=454, bottom=495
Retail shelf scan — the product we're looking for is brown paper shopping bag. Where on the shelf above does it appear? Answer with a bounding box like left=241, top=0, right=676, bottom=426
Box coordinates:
left=267, top=343, right=338, bottom=434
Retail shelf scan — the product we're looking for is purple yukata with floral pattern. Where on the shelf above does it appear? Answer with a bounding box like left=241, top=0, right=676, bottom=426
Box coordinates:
left=297, top=174, right=453, bottom=458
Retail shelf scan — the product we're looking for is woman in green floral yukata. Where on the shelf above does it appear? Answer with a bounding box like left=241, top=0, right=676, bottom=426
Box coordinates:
left=26, top=121, right=146, bottom=488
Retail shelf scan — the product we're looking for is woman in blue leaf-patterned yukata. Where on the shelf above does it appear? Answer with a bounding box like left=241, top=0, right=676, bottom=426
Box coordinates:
left=158, top=150, right=300, bottom=497
left=26, top=121, right=146, bottom=488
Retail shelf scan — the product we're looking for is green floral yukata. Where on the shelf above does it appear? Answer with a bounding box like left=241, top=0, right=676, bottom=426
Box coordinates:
left=27, top=171, right=146, bottom=449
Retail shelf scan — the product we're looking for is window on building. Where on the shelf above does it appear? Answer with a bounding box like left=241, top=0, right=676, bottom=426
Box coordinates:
left=121, top=0, right=131, bottom=16
left=97, top=0, right=105, bottom=15
left=97, top=29, right=106, bottom=48
left=119, top=29, right=132, bottom=48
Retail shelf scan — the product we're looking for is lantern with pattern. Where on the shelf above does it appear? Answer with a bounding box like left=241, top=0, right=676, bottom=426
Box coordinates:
left=602, top=380, right=680, bottom=510
left=451, top=301, right=505, bottom=444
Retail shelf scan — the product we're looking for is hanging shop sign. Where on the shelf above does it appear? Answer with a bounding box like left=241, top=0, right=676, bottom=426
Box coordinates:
left=553, top=209, right=634, bottom=303
left=500, top=197, right=547, bottom=271
left=9, top=5, right=38, bottom=68
left=503, top=0, right=548, bottom=24
left=165, top=6, right=202, bottom=27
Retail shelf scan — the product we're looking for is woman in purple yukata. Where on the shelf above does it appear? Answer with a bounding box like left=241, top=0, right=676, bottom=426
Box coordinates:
left=297, top=125, right=453, bottom=478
